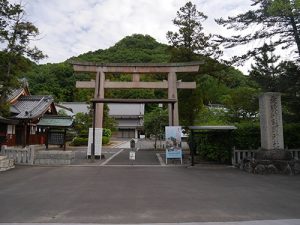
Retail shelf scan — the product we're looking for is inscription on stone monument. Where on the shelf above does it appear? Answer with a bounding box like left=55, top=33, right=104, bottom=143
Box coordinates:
left=259, top=92, right=284, bottom=150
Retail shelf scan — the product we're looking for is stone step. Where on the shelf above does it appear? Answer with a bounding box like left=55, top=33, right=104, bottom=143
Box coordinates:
left=0, top=155, right=15, bottom=172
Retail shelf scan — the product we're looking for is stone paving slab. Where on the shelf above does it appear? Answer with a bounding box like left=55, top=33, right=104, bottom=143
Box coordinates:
left=1, top=220, right=300, bottom=225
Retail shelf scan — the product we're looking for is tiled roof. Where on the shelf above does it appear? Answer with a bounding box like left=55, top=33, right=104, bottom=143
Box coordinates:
left=7, top=78, right=30, bottom=102
left=37, top=115, right=73, bottom=127
left=189, top=126, right=237, bottom=130
left=7, top=88, right=25, bottom=102
left=59, top=102, right=89, bottom=114
left=11, top=95, right=54, bottom=119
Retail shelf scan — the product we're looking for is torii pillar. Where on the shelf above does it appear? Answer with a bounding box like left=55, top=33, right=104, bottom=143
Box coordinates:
left=94, top=68, right=105, bottom=128
left=168, top=71, right=179, bottom=125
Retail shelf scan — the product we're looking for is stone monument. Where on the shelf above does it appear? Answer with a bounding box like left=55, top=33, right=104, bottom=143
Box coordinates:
left=242, top=92, right=299, bottom=175
left=259, top=92, right=284, bottom=151
left=256, top=92, right=292, bottom=162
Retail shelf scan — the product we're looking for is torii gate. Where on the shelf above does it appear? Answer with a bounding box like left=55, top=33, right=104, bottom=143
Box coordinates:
left=72, top=62, right=201, bottom=127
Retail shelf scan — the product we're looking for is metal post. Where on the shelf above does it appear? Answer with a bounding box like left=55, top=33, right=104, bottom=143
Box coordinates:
left=92, top=102, right=96, bottom=160
left=64, top=128, right=66, bottom=151
left=191, top=130, right=195, bottom=166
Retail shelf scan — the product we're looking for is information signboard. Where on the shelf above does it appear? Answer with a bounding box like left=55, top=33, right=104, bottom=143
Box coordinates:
left=165, top=126, right=182, bottom=164
left=129, top=151, right=136, bottom=160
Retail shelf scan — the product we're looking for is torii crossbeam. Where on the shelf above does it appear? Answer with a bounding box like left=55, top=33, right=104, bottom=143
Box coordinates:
left=72, top=61, right=201, bottom=127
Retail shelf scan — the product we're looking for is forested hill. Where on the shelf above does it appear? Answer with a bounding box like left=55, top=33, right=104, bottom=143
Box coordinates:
left=24, top=34, right=172, bottom=102
left=72, top=34, right=171, bottom=63
left=24, top=34, right=254, bottom=124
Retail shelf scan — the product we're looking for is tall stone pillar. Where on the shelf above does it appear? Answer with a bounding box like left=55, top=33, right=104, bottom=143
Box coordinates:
left=94, top=69, right=105, bottom=128
left=259, top=92, right=284, bottom=150
left=168, top=72, right=179, bottom=126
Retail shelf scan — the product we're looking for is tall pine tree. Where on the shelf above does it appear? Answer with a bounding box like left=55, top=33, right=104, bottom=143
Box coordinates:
left=249, top=43, right=281, bottom=91
left=215, top=0, right=300, bottom=63
left=167, top=1, right=221, bottom=61
left=166, top=2, right=221, bottom=125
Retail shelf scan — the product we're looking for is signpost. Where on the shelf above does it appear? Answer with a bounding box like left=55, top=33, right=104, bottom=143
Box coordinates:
left=165, top=126, right=182, bottom=164
left=129, top=139, right=136, bottom=164
left=87, top=128, right=102, bottom=159
left=129, top=151, right=136, bottom=160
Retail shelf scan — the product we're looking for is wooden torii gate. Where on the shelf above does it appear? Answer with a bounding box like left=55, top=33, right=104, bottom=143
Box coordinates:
left=72, top=62, right=201, bottom=127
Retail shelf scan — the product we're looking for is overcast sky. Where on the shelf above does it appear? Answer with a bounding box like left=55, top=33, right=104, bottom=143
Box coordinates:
left=18, top=0, right=256, bottom=73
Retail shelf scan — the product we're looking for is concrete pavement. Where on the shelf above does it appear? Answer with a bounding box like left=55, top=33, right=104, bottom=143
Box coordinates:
left=0, top=165, right=299, bottom=224
left=1, top=220, right=300, bottom=225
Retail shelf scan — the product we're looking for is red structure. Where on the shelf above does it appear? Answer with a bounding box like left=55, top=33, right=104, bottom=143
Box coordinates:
left=1, top=80, right=57, bottom=147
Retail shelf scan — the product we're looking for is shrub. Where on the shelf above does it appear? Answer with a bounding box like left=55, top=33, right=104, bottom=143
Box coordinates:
left=102, top=136, right=110, bottom=145
left=78, top=130, right=89, bottom=138
left=283, top=123, right=300, bottom=149
left=190, top=131, right=233, bottom=164
left=65, top=130, right=77, bottom=141
left=103, top=128, right=112, bottom=138
left=71, top=137, right=88, bottom=146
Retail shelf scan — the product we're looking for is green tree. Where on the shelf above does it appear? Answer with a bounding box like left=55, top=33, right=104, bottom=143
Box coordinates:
left=74, top=34, right=170, bottom=63
left=167, top=1, right=221, bottom=60
left=215, top=0, right=300, bottom=63
left=0, top=0, right=45, bottom=115
left=166, top=2, right=222, bottom=125
left=222, top=87, right=260, bottom=121
left=144, top=107, right=168, bottom=149
left=25, top=63, right=76, bottom=102
left=276, top=61, right=300, bottom=122
left=249, top=43, right=281, bottom=91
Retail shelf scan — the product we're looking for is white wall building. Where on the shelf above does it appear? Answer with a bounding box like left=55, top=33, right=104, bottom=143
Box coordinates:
left=58, top=102, right=144, bottom=138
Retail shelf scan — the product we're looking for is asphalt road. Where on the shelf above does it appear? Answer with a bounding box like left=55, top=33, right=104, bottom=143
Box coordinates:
left=0, top=165, right=300, bottom=223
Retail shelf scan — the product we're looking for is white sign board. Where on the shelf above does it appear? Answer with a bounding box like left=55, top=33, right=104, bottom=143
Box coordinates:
left=129, top=151, right=136, bottom=160
left=87, top=128, right=102, bottom=157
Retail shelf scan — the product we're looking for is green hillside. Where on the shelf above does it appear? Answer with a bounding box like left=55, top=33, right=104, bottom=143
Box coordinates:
left=25, top=34, right=173, bottom=103
left=23, top=34, right=256, bottom=125
left=73, top=34, right=170, bottom=63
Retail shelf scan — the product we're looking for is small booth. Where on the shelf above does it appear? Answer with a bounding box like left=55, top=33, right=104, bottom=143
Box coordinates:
left=37, top=115, right=73, bottom=150
left=188, top=126, right=237, bottom=166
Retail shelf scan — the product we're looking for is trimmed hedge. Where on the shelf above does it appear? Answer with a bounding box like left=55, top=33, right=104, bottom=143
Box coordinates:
left=189, top=122, right=300, bottom=164
left=71, top=137, right=88, bottom=146
left=190, top=131, right=233, bottom=164
left=71, top=136, right=111, bottom=146
left=233, top=122, right=300, bottom=150
left=283, top=123, right=300, bottom=148
left=233, top=122, right=260, bottom=150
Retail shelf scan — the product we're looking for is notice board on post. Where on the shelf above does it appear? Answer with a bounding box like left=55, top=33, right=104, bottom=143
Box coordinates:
left=87, top=128, right=102, bottom=158
left=165, top=126, right=182, bottom=164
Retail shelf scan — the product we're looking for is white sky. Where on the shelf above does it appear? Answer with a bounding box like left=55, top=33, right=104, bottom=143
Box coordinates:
left=17, top=0, right=259, bottom=73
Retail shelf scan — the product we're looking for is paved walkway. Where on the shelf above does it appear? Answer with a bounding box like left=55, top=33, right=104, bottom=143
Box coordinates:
left=0, top=166, right=299, bottom=224
left=68, top=138, right=189, bottom=166
left=1, top=221, right=300, bottom=225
